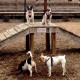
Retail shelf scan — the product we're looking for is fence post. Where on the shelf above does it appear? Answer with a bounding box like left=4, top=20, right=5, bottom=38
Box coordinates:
left=51, top=33, right=56, bottom=54
left=26, top=34, right=30, bottom=52
left=30, top=33, right=34, bottom=54
left=46, top=28, right=50, bottom=51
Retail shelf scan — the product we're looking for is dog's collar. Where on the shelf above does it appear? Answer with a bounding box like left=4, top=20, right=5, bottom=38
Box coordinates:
left=45, top=57, right=53, bottom=66
left=45, top=58, right=50, bottom=64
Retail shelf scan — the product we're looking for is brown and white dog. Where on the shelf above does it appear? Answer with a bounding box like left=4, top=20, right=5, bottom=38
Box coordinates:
left=40, top=53, right=66, bottom=77
left=18, top=51, right=37, bottom=77
left=26, top=6, right=34, bottom=23
left=42, top=7, right=52, bottom=25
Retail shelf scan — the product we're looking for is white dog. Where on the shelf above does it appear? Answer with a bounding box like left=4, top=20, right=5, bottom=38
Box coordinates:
left=42, top=7, right=52, bottom=25
left=40, top=53, right=66, bottom=77
left=18, top=51, right=37, bottom=76
left=26, top=6, right=34, bottom=23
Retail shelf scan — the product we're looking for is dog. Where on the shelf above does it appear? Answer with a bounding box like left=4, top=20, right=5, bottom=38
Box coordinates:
left=18, top=51, right=37, bottom=76
left=42, top=7, right=52, bottom=25
left=39, top=53, right=66, bottom=77
left=26, top=6, right=34, bottom=23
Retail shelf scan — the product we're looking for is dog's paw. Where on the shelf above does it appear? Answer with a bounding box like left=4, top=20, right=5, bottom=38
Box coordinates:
left=30, top=75, right=32, bottom=77
left=48, top=75, right=51, bottom=77
left=62, top=73, right=65, bottom=76
left=47, top=74, right=51, bottom=77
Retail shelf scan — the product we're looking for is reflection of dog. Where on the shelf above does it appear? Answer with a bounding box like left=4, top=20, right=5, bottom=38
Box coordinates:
left=18, top=51, right=37, bottom=77
left=40, top=53, right=66, bottom=77
left=42, top=7, right=52, bottom=25
left=26, top=6, right=34, bottom=23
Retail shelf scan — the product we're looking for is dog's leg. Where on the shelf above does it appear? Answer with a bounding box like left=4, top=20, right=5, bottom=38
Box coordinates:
left=62, top=62, right=66, bottom=76
left=44, top=14, right=47, bottom=25
left=28, top=65, right=32, bottom=76
left=42, top=15, right=45, bottom=25
left=49, top=15, right=52, bottom=25
left=48, top=66, right=51, bottom=77
left=49, top=17, right=51, bottom=25
left=26, top=12, right=29, bottom=23
left=34, top=63, right=37, bottom=73
left=42, top=19, right=45, bottom=25
left=47, top=19, right=50, bottom=25
left=27, top=16, right=29, bottom=23
left=32, top=13, right=34, bottom=23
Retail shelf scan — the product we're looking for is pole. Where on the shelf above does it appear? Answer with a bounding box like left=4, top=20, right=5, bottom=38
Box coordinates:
left=26, top=34, right=30, bottom=52
left=44, top=0, right=47, bottom=12
left=24, top=0, right=26, bottom=22
left=46, top=28, right=50, bottom=51
left=30, top=33, right=34, bottom=54
left=44, top=0, right=50, bottom=51
left=51, top=33, right=56, bottom=54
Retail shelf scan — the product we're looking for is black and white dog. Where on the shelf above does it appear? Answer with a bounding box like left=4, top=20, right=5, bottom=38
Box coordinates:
left=40, top=53, right=66, bottom=77
left=42, top=7, right=52, bottom=25
left=26, top=6, right=34, bottom=23
left=18, top=51, right=37, bottom=76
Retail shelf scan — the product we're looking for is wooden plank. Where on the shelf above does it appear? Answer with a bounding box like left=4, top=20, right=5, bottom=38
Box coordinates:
left=14, top=26, right=22, bottom=32
left=51, top=33, right=56, bottom=54
left=18, top=24, right=29, bottom=30
left=22, top=24, right=29, bottom=29
left=24, top=23, right=31, bottom=26
left=8, top=28, right=17, bottom=35
left=6, top=30, right=13, bottom=36
left=50, top=23, right=57, bottom=26
left=30, top=33, right=34, bottom=54
left=0, top=33, right=6, bottom=41
left=3, top=31, right=11, bottom=38
left=30, top=22, right=43, bottom=27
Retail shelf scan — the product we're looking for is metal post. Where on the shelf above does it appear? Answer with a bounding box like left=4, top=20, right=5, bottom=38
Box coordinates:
left=26, top=34, right=30, bottom=52
left=30, top=33, right=34, bottom=54
left=46, top=28, right=50, bottom=51
left=51, top=33, right=56, bottom=54
left=24, top=0, right=26, bottom=22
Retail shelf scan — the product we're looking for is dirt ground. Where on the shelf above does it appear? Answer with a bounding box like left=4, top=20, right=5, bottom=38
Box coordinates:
left=0, top=19, right=80, bottom=80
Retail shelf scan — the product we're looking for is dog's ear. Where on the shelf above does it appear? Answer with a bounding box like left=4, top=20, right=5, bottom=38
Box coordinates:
left=30, top=6, right=33, bottom=10
left=27, top=52, right=30, bottom=56
left=27, top=6, right=29, bottom=10
left=41, top=53, right=44, bottom=56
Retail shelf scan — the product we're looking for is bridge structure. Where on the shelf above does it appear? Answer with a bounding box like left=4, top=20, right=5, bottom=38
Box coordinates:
left=0, top=22, right=57, bottom=54
left=0, top=22, right=80, bottom=54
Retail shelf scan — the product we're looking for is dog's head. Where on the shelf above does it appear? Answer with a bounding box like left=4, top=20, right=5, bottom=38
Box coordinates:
left=27, top=6, right=33, bottom=12
left=39, top=53, right=45, bottom=62
left=27, top=51, right=33, bottom=58
left=46, top=7, right=51, bottom=15
left=45, top=7, right=52, bottom=19
left=27, top=6, right=33, bottom=17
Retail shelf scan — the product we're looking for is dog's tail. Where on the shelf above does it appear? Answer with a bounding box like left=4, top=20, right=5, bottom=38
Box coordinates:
left=63, top=55, right=65, bottom=58
left=27, top=51, right=33, bottom=58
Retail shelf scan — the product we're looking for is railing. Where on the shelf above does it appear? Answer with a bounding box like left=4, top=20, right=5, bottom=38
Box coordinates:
left=0, top=2, right=80, bottom=16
